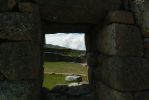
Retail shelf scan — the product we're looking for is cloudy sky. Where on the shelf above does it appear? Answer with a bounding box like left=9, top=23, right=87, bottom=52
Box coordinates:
left=45, top=33, right=86, bottom=50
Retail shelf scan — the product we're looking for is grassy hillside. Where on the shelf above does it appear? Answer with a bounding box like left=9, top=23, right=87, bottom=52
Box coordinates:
left=44, top=44, right=86, bottom=57
left=44, top=44, right=68, bottom=49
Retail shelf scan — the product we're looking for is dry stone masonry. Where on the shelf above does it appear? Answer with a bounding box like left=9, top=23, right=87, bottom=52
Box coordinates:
left=0, top=0, right=149, bottom=100
left=86, top=0, right=149, bottom=100
left=0, top=1, right=43, bottom=100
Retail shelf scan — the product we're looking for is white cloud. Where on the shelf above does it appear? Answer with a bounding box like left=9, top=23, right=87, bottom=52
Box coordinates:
left=45, top=33, right=86, bottom=50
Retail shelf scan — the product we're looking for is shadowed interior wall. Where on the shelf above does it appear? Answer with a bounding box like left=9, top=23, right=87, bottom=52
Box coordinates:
left=0, top=0, right=149, bottom=100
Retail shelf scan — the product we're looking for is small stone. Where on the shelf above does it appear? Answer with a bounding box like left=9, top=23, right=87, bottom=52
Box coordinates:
left=68, top=83, right=80, bottom=87
left=65, top=75, right=82, bottom=82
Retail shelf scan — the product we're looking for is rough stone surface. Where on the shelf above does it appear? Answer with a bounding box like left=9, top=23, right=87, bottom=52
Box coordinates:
left=95, top=82, right=133, bottom=100
left=130, top=0, right=149, bottom=37
left=0, top=73, right=6, bottom=81
left=135, top=91, right=149, bottom=100
left=0, top=42, right=41, bottom=80
left=0, top=12, right=41, bottom=42
left=18, top=2, right=38, bottom=13
left=85, top=32, right=98, bottom=52
left=98, top=23, right=143, bottom=56
left=88, top=67, right=97, bottom=88
left=145, top=48, right=149, bottom=57
left=66, top=84, right=91, bottom=96
left=0, top=0, right=16, bottom=11
left=79, top=94, right=98, bottom=100
left=41, top=84, right=98, bottom=100
left=144, top=38, right=149, bottom=48
left=86, top=53, right=98, bottom=66
left=37, top=0, right=121, bottom=24
left=96, top=56, right=149, bottom=91
left=105, top=10, right=134, bottom=25
left=144, top=38, right=149, bottom=57
left=51, top=84, right=69, bottom=94
left=0, top=0, right=148, bottom=100
left=0, top=80, right=41, bottom=100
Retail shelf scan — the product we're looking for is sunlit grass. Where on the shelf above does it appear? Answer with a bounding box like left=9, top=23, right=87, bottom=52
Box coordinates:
left=44, top=62, right=87, bottom=75
left=43, top=74, right=88, bottom=89
left=43, top=62, right=88, bottom=89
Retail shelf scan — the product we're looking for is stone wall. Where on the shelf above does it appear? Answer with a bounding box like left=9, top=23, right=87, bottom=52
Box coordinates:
left=0, top=0, right=149, bottom=100
left=0, top=1, right=43, bottom=100
left=86, top=0, right=149, bottom=100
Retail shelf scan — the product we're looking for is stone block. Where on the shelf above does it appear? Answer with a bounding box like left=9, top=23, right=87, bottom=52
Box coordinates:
left=0, top=12, right=42, bottom=43
left=0, top=73, right=6, bottom=81
left=135, top=91, right=149, bottom=100
left=144, top=38, right=149, bottom=48
left=105, top=10, right=134, bottom=25
left=0, top=0, right=16, bottom=11
left=130, top=0, right=149, bottom=37
left=18, top=0, right=38, bottom=2
left=85, top=32, right=98, bottom=52
left=86, top=53, right=98, bottom=66
left=36, top=0, right=121, bottom=24
left=88, top=67, right=98, bottom=88
left=144, top=38, right=149, bottom=57
left=79, top=94, right=98, bottom=100
left=96, top=56, right=149, bottom=91
left=95, top=82, right=133, bottom=100
left=98, top=23, right=143, bottom=56
left=0, top=80, right=41, bottom=100
left=18, top=2, right=38, bottom=13
left=145, top=48, right=149, bottom=57
left=0, top=42, right=41, bottom=80
left=141, top=12, right=149, bottom=37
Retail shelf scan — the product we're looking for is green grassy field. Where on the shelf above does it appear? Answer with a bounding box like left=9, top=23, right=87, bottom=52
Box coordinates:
left=44, top=62, right=87, bottom=75
left=43, top=62, right=88, bottom=89
left=43, top=74, right=87, bottom=89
